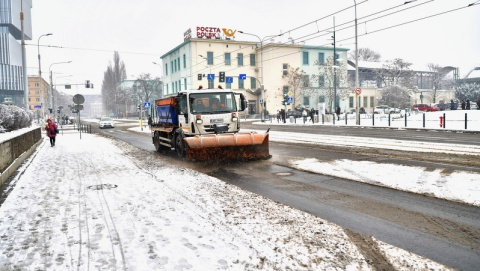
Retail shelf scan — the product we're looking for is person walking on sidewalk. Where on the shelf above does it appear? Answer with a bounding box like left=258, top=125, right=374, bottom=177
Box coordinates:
left=45, top=118, right=58, bottom=147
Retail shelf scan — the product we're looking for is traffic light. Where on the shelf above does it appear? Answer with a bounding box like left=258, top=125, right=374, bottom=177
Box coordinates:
left=137, top=104, right=141, bottom=111
left=219, top=71, right=225, bottom=82
left=48, top=108, right=52, bottom=113
left=85, top=80, right=90, bottom=88
left=57, top=109, right=60, bottom=113
left=198, top=74, right=202, bottom=80
left=282, top=94, right=289, bottom=105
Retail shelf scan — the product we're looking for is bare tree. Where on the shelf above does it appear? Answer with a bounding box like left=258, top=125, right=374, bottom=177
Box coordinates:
left=132, top=73, right=163, bottom=105
left=427, top=63, right=455, bottom=103
left=101, top=51, right=127, bottom=116
left=375, top=58, right=415, bottom=89
left=349, top=47, right=381, bottom=62
left=310, top=56, right=349, bottom=113
left=281, top=66, right=306, bottom=108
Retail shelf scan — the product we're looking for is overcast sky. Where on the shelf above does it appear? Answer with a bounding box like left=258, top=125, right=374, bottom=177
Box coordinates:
left=26, top=0, right=480, bottom=95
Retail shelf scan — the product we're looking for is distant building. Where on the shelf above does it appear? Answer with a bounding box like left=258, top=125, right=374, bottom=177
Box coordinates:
left=0, top=0, right=32, bottom=107
left=160, top=26, right=349, bottom=115
left=27, top=76, right=50, bottom=119
left=346, top=61, right=457, bottom=112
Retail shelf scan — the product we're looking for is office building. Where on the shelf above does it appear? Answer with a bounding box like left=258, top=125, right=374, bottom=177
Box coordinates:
left=0, top=0, right=32, bottom=107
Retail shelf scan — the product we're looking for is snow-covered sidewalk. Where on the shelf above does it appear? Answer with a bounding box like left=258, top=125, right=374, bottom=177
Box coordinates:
left=0, top=129, right=453, bottom=270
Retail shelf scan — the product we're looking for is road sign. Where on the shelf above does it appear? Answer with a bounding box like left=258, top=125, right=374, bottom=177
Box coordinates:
left=287, top=91, right=293, bottom=97
left=260, top=99, right=264, bottom=105
left=355, top=88, right=362, bottom=95
left=34, top=105, right=42, bottom=109
left=73, top=94, right=85, bottom=105
left=287, top=97, right=293, bottom=103
left=207, top=74, right=215, bottom=80
left=74, top=104, right=84, bottom=111
left=226, top=77, right=233, bottom=83
left=239, top=74, right=246, bottom=80
left=144, top=102, right=151, bottom=108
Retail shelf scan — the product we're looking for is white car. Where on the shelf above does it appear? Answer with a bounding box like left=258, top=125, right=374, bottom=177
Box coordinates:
left=99, top=117, right=114, bottom=128
left=373, top=105, right=394, bottom=114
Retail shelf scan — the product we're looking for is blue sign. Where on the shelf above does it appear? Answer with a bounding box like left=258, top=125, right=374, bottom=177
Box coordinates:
left=287, top=97, right=293, bottom=103
left=34, top=105, right=42, bottom=109
left=260, top=99, right=264, bottom=105
left=207, top=74, right=215, bottom=80
left=239, top=74, right=246, bottom=80
left=143, top=102, right=151, bottom=108
left=226, top=77, right=233, bottom=83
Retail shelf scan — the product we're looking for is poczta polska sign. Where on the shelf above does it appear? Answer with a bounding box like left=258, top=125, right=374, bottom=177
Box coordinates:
left=184, top=26, right=237, bottom=41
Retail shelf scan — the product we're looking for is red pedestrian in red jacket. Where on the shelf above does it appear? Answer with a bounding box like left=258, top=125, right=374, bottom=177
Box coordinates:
left=45, top=118, right=58, bottom=147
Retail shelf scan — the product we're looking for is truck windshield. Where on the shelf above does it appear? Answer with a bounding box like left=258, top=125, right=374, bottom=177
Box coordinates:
left=189, top=93, right=237, bottom=114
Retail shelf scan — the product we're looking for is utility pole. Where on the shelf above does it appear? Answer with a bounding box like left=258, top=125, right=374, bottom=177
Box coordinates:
left=20, top=0, right=28, bottom=110
left=332, top=17, right=337, bottom=118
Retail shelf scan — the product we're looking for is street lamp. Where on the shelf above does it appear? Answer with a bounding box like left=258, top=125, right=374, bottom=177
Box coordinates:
left=238, top=31, right=284, bottom=122
left=49, top=61, right=72, bottom=119
left=38, top=33, right=52, bottom=118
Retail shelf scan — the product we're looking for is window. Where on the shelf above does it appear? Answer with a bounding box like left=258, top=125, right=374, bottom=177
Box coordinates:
left=238, top=79, right=244, bottom=89
left=250, top=54, right=256, bottom=66
left=318, top=75, right=325, bottom=87
left=349, top=96, right=354, bottom=107
left=208, top=79, right=214, bottom=89
left=302, top=52, right=309, bottom=65
left=184, top=78, right=187, bottom=90
left=363, top=96, right=368, bottom=107
left=237, top=53, right=243, bottom=66
left=166, top=84, right=169, bottom=94
left=207, top=52, right=214, bottom=65
left=165, top=64, right=168, bottom=75
left=251, top=77, right=256, bottom=89
left=183, top=54, right=186, bottom=68
left=173, top=59, right=176, bottom=72
left=282, top=63, right=288, bottom=76
left=370, top=96, right=374, bottom=108
left=303, top=97, right=309, bottom=106
left=303, top=75, right=309, bottom=87
left=225, top=53, right=231, bottom=65
left=36, top=98, right=40, bottom=102
left=177, top=57, right=180, bottom=71
left=318, top=53, right=325, bottom=65
left=318, top=96, right=325, bottom=103
left=171, top=61, right=174, bottom=74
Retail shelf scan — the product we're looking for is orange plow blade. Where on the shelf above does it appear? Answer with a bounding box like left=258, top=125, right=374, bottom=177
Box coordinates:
left=184, top=132, right=270, bottom=161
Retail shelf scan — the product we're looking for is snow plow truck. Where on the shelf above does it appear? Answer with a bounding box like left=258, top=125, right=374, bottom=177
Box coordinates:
left=149, top=87, right=270, bottom=161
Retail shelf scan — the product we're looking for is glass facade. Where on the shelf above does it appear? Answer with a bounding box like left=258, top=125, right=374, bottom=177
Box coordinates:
left=0, top=0, right=32, bottom=107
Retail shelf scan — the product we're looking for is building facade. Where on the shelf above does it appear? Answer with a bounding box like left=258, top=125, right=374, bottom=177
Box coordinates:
left=27, top=76, right=49, bottom=119
left=160, top=26, right=349, bottom=116
left=0, top=0, right=32, bottom=107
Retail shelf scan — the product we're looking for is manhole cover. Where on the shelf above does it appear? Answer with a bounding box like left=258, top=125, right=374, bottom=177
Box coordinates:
left=276, top=172, right=292, bottom=176
left=87, top=184, right=118, bottom=190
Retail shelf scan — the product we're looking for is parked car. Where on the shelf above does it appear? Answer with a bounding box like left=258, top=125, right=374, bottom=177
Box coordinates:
left=429, top=104, right=440, bottom=112
left=468, top=100, right=478, bottom=110
left=373, top=105, right=396, bottom=114
left=412, top=104, right=435, bottom=112
left=99, top=117, right=114, bottom=128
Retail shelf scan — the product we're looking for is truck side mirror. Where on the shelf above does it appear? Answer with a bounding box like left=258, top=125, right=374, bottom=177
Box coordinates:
left=239, top=94, right=248, bottom=111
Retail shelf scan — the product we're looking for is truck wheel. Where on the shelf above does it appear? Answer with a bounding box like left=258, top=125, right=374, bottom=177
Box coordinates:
left=154, top=132, right=162, bottom=152
left=175, top=132, right=186, bottom=158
